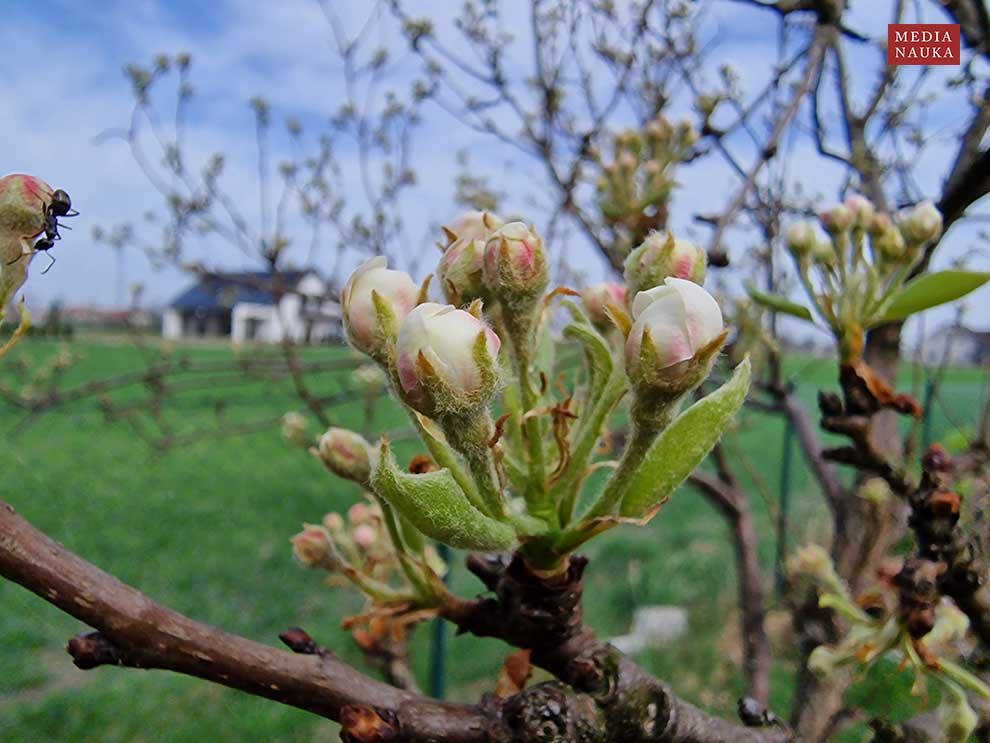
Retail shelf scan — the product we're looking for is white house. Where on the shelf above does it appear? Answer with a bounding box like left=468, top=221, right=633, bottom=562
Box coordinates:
left=162, top=270, right=342, bottom=343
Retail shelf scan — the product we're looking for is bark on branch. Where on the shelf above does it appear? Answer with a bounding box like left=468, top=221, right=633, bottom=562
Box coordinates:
left=0, top=500, right=792, bottom=742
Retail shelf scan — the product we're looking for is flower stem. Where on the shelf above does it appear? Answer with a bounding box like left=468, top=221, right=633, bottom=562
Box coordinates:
left=440, top=410, right=505, bottom=519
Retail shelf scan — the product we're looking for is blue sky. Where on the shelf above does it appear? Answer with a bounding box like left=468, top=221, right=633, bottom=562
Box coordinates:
left=3, top=0, right=987, bottom=340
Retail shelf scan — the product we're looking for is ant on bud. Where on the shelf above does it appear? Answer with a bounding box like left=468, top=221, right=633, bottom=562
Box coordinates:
left=7, top=188, right=78, bottom=274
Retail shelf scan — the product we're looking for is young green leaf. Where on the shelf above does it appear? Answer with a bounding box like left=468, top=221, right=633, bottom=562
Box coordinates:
left=619, top=357, right=751, bottom=517
left=877, top=270, right=990, bottom=323
left=371, top=439, right=517, bottom=551
left=745, top=284, right=814, bottom=323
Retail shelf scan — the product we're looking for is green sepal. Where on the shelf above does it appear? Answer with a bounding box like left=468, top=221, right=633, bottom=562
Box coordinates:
left=619, top=357, right=751, bottom=517
left=371, top=438, right=516, bottom=551
left=876, top=270, right=990, bottom=323
left=746, top=283, right=814, bottom=323
left=562, top=315, right=613, bottom=400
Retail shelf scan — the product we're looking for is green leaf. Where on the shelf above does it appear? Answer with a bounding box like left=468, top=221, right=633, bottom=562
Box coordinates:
left=619, top=357, right=751, bottom=517
left=878, top=270, right=990, bottom=322
left=371, top=439, right=516, bottom=551
left=746, top=284, right=814, bottom=323
left=562, top=320, right=613, bottom=399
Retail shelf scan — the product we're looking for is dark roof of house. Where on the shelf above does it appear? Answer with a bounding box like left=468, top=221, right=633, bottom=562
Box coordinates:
left=169, top=271, right=319, bottom=311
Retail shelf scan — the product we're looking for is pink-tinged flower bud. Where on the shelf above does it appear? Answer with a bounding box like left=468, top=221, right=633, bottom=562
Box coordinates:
left=341, top=256, right=419, bottom=361
left=580, top=283, right=628, bottom=329
left=396, top=302, right=501, bottom=418
left=348, top=502, right=373, bottom=524
left=441, top=210, right=503, bottom=247
left=351, top=523, right=377, bottom=549
left=482, top=222, right=549, bottom=305
left=869, top=212, right=893, bottom=236
left=317, top=427, right=373, bottom=483
left=623, top=230, right=706, bottom=294
left=323, top=512, right=345, bottom=533
left=291, top=525, right=334, bottom=568
left=625, top=278, right=724, bottom=393
left=438, top=237, right=486, bottom=305
left=281, top=411, right=310, bottom=449
left=820, top=205, right=853, bottom=234
left=786, top=221, right=817, bottom=259
left=899, top=201, right=943, bottom=245
left=844, top=194, right=875, bottom=230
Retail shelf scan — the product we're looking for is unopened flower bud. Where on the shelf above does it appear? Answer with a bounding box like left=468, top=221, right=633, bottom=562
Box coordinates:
left=351, top=523, right=377, bottom=549
left=869, top=212, right=892, bottom=236
left=281, top=411, right=309, bottom=449
left=348, top=502, right=373, bottom=524
left=820, top=205, right=853, bottom=234
left=899, top=201, right=943, bottom=245
left=844, top=195, right=875, bottom=230
left=787, top=544, right=844, bottom=595
left=482, top=222, right=549, bottom=306
left=323, top=512, right=345, bottom=533
left=291, top=525, right=334, bottom=568
left=341, top=256, right=419, bottom=362
left=396, top=302, right=501, bottom=418
left=625, top=278, right=724, bottom=394
left=873, top=225, right=906, bottom=262
left=812, top=239, right=837, bottom=268
left=318, top=427, right=373, bottom=483
left=354, top=363, right=387, bottom=396
left=441, top=210, right=503, bottom=247
left=439, top=237, right=486, bottom=304
left=624, top=230, right=707, bottom=293
left=581, top=282, right=628, bottom=329
left=786, top=221, right=817, bottom=259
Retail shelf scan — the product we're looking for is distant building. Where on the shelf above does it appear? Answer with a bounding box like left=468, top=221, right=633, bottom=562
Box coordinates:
left=919, top=325, right=990, bottom=367
left=162, top=270, right=342, bottom=343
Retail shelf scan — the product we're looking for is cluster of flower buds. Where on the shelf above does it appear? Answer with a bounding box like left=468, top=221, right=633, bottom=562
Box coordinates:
left=437, top=211, right=503, bottom=305
left=594, top=118, right=699, bottom=258
left=773, top=196, right=959, bottom=364
left=292, top=502, right=390, bottom=580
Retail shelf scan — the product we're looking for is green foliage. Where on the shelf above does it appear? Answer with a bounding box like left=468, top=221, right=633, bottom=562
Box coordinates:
left=878, top=270, right=990, bottom=322
left=745, top=284, right=814, bottom=322
left=620, top=357, right=751, bottom=517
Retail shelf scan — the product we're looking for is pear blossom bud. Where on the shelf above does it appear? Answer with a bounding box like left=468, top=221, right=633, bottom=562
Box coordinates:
left=873, top=224, right=906, bottom=262
left=291, top=525, right=334, bottom=568
left=317, top=427, right=373, bottom=483
left=624, top=231, right=706, bottom=294
left=396, top=302, right=501, bottom=417
left=438, top=237, right=486, bottom=304
left=786, top=221, right=817, bottom=259
left=348, top=502, right=373, bottom=524
left=351, top=523, right=377, bottom=549
left=323, top=512, right=345, bottom=533
left=341, top=256, right=419, bottom=361
left=354, top=363, right=387, bottom=396
left=820, top=205, right=853, bottom=234
left=869, top=212, right=893, bottom=236
left=625, top=278, right=724, bottom=392
left=281, top=411, right=309, bottom=449
left=812, top=239, right=837, bottom=268
left=441, top=210, right=503, bottom=246
left=899, top=201, right=943, bottom=245
left=580, top=283, right=628, bottom=329
left=843, top=195, right=875, bottom=230
left=482, top=222, right=549, bottom=306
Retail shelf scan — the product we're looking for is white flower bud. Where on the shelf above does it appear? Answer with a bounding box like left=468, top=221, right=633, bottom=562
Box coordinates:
left=844, top=194, right=875, bottom=230
left=395, top=302, right=501, bottom=417
left=899, top=201, right=943, bottom=245
left=441, top=210, right=503, bottom=246
left=281, top=411, right=310, bottom=449
left=786, top=221, right=817, bottom=259
left=341, top=257, right=419, bottom=361
left=625, top=278, right=724, bottom=390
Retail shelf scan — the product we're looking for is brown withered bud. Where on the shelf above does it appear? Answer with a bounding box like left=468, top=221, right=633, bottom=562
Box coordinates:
left=408, top=454, right=437, bottom=474
left=818, top=390, right=843, bottom=417
left=922, top=443, right=953, bottom=474
left=929, top=490, right=962, bottom=518
left=340, top=705, right=398, bottom=743
left=895, top=559, right=944, bottom=639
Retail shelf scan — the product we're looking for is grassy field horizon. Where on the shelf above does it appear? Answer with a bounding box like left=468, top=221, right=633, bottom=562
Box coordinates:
left=1, top=336, right=985, bottom=741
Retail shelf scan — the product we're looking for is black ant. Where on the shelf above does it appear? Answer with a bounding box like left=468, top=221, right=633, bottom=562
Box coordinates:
left=7, top=188, right=78, bottom=274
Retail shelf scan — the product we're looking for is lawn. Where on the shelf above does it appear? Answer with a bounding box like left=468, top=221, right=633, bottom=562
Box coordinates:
left=0, top=336, right=984, bottom=741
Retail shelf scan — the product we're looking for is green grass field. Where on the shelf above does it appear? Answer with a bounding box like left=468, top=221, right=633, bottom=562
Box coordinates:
left=0, top=337, right=985, bottom=741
